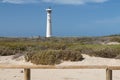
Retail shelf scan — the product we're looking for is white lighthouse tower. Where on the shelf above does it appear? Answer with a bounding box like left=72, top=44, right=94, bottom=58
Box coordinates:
left=46, top=8, right=52, bottom=38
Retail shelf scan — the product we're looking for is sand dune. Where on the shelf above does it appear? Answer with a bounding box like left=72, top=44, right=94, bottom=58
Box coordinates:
left=0, top=54, right=120, bottom=80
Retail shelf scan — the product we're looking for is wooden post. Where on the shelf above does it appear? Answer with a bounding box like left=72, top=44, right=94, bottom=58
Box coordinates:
left=24, top=68, right=31, bottom=80
left=106, top=68, right=112, bottom=80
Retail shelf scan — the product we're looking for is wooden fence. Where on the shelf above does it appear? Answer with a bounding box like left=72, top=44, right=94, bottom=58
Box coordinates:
left=0, top=64, right=120, bottom=80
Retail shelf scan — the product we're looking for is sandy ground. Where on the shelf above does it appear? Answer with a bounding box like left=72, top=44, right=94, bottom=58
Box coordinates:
left=0, top=54, right=120, bottom=80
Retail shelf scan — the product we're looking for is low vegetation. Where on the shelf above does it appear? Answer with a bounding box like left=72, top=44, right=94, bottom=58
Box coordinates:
left=25, top=50, right=83, bottom=65
left=0, top=36, right=120, bottom=65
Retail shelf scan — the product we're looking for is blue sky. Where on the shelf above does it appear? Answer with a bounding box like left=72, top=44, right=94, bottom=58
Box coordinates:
left=0, top=0, right=120, bottom=37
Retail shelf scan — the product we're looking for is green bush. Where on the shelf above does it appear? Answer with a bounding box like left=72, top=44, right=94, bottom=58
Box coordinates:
left=25, top=50, right=83, bottom=65
left=39, top=42, right=67, bottom=50
left=110, top=37, right=120, bottom=42
left=79, top=47, right=120, bottom=58
left=90, top=48, right=120, bottom=58
left=68, top=44, right=120, bottom=58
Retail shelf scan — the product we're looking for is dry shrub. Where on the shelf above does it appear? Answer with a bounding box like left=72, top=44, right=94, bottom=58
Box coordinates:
left=0, top=47, right=15, bottom=56
left=59, top=50, right=84, bottom=61
left=25, top=50, right=83, bottom=65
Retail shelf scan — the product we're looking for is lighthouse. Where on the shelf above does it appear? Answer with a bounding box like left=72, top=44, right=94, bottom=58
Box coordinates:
left=46, top=8, right=52, bottom=38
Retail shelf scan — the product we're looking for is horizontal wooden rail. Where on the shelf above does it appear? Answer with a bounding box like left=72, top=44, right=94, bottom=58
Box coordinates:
left=1, top=64, right=120, bottom=70
left=108, top=66, right=120, bottom=70
left=0, top=64, right=120, bottom=80
left=0, top=64, right=108, bottom=69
